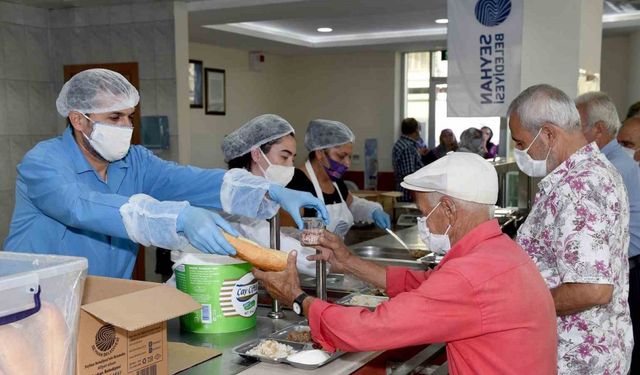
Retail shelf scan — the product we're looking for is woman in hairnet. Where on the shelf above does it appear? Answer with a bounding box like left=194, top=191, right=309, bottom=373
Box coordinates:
left=219, top=114, right=319, bottom=276
left=287, top=119, right=391, bottom=238
left=3, top=69, right=327, bottom=279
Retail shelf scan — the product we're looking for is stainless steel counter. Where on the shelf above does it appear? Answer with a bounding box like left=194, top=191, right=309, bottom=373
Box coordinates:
left=167, top=307, right=381, bottom=374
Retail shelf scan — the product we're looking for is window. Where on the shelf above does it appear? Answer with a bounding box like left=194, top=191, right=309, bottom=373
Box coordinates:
left=403, top=51, right=501, bottom=151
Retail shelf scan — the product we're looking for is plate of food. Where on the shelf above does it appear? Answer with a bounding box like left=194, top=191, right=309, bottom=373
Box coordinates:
left=335, top=293, right=389, bottom=310
left=233, top=337, right=344, bottom=370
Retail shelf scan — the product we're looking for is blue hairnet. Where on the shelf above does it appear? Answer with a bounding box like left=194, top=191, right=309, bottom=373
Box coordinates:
left=56, top=68, right=139, bottom=117
left=222, top=114, right=295, bottom=162
left=304, top=119, right=355, bottom=151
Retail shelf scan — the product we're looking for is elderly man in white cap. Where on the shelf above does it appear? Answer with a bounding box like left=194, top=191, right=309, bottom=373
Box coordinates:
left=254, top=152, right=557, bottom=375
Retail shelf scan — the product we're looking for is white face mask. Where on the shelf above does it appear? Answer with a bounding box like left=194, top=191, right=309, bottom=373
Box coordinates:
left=82, top=114, right=133, bottom=162
left=257, top=148, right=295, bottom=186
left=417, top=202, right=452, bottom=255
left=622, top=146, right=637, bottom=161
left=514, top=128, right=551, bottom=177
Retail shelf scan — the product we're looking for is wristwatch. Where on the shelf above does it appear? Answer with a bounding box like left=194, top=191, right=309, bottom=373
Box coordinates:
left=292, top=292, right=309, bottom=316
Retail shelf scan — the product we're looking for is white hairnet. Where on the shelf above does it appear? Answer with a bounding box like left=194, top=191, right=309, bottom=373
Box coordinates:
left=56, top=68, right=140, bottom=117
left=304, top=119, right=355, bottom=151
left=222, top=114, right=295, bottom=162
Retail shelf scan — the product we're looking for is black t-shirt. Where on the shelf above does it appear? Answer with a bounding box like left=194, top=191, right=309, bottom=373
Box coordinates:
left=286, top=168, right=349, bottom=217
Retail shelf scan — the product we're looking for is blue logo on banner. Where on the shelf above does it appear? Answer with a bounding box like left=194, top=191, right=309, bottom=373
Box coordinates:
left=475, top=0, right=511, bottom=27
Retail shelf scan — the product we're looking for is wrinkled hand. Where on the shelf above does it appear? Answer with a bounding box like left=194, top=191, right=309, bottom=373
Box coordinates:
left=176, top=206, right=239, bottom=255
left=269, top=184, right=329, bottom=229
left=253, top=251, right=302, bottom=307
left=372, top=209, right=391, bottom=229
left=306, top=231, right=353, bottom=273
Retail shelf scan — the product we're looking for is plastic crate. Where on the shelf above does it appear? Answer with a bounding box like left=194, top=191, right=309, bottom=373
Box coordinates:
left=0, top=251, right=88, bottom=375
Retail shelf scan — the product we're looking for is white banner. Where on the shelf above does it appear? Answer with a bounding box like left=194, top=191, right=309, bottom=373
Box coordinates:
left=447, top=0, right=523, bottom=117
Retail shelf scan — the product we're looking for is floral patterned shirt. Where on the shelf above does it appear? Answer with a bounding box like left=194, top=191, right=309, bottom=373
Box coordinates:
left=517, top=143, right=632, bottom=375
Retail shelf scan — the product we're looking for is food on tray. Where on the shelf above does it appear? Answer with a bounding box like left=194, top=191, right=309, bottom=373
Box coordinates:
left=223, top=233, right=288, bottom=271
left=345, top=294, right=388, bottom=308
left=287, top=350, right=331, bottom=365
left=408, top=249, right=429, bottom=259
left=246, top=340, right=298, bottom=360
left=287, top=329, right=312, bottom=343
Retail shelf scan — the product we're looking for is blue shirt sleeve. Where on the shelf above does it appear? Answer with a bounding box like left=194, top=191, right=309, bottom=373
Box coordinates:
left=132, top=146, right=226, bottom=209
left=18, top=152, right=131, bottom=239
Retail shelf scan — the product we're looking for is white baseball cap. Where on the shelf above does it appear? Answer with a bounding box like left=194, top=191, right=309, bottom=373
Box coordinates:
left=401, top=152, right=498, bottom=205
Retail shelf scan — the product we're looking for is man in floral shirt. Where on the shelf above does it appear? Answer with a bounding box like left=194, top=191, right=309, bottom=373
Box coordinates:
left=508, top=84, right=632, bottom=374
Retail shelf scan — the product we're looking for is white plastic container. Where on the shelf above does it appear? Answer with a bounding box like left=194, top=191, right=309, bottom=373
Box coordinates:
left=0, top=251, right=88, bottom=375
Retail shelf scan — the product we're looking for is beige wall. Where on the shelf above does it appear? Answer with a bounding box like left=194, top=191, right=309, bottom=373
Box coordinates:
left=280, top=52, right=398, bottom=172
left=188, top=43, right=398, bottom=171
left=601, top=35, right=631, bottom=117
left=188, top=43, right=290, bottom=168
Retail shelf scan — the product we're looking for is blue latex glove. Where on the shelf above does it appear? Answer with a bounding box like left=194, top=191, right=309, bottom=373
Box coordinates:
left=176, top=206, right=240, bottom=255
left=268, top=184, right=330, bottom=229
left=372, top=208, right=391, bottom=229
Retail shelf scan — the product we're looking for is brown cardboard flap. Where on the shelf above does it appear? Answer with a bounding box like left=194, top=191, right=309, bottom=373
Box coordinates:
left=82, top=276, right=160, bottom=305
left=81, top=284, right=200, bottom=331
left=168, top=342, right=222, bottom=374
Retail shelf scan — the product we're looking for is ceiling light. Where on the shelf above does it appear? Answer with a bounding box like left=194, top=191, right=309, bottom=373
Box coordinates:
left=317, top=27, right=333, bottom=33
left=435, top=18, right=448, bottom=24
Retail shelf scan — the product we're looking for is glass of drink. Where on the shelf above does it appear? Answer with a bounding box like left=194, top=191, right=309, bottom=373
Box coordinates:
left=301, top=217, right=324, bottom=246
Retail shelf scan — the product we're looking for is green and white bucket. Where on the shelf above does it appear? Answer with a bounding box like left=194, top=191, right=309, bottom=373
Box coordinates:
left=172, top=252, right=258, bottom=333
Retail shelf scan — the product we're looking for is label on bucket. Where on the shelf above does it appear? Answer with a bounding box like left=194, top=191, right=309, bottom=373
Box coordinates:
left=220, top=272, right=258, bottom=318
left=175, top=262, right=258, bottom=333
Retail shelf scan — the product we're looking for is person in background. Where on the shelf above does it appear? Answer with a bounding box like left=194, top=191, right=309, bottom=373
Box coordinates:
left=626, top=100, right=640, bottom=119
left=481, top=126, right=499, bottom=159
left=392, top=117, right=425, bottom=202
left=457, top=127, right=484, bottom=155
left=287, top=119, right=391, bottom=238
left=619, top=116, right=640, bottom=163
left=254, top=153, right=558, bottom=375
left=422, top=128, right=458, bottom=165
left=220, top=114, right=318, bottom=276
left=509, top=84, right=631, bottom=374
left=575, top=91, right=640, bottom=373
left=3, top=69, right=328, bottom=279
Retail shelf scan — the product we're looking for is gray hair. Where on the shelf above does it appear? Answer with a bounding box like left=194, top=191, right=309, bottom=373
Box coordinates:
left=426, top=192, right=495, bottom=219
left=507, top=84, right=581, bottom=133
left=459, top=127, right=483, bottom=154
left=574, top=91, right=621, bottom=136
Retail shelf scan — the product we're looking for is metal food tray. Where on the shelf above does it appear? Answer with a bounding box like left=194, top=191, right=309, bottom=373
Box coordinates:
left=268, top=324, right=313, bottom=343
left=233, top=338, right=345, bottom=370
left=335, top=293, right=389, bottom=310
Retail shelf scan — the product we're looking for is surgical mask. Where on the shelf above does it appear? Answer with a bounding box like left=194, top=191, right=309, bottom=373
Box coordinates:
left=514, top=128, right=551, bottom=177
left=417, top=202, right=452, bottom=255
left=622, top=146, right=637, bottom=161
left=257, top=148, right=295, bottom=186
left=323, top=153, right=349, bottom=181
left=82, top=114, right=133, bottom=162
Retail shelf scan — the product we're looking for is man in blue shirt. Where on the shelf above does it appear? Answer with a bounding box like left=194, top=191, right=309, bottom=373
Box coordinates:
left=392, top=118, right=426, bottom=202
left=3, top=69, right=327, bottom=279
left=576, top=92, right=640, bottom=373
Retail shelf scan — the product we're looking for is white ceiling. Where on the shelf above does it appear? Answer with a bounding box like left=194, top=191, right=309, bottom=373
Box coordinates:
left=189, top=0, right=640, bottom=55
left=8, top=0, right=640, bottom=54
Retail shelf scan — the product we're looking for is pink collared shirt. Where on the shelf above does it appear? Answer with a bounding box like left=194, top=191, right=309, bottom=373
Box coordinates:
left=308, top=219, right=557, bottom=375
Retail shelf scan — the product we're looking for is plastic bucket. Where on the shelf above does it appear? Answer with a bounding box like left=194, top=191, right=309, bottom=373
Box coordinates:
left=172, top=252, right=258, bottom=333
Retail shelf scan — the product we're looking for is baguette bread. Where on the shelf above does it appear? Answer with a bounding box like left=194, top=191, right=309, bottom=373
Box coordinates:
left=223, top=233, right=288, bottom=271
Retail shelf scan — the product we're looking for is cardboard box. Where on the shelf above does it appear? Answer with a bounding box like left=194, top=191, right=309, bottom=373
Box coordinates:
left=76, top=276, right=200, bottom=375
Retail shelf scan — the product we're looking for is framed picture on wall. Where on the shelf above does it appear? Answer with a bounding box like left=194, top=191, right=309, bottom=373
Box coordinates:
left=205, top=68, right=226, bottom=115
left=188, top=60, right=203, bottom=108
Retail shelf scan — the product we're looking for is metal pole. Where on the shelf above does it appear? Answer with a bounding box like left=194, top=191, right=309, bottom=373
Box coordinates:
left=316, top=254, right=327, bottom=300
left=267, top=214, right=285, bottom=319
